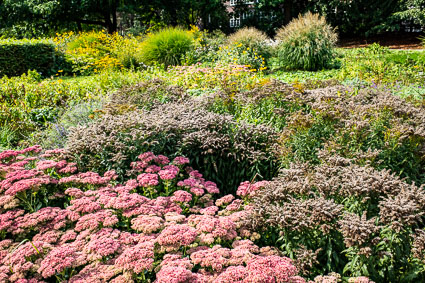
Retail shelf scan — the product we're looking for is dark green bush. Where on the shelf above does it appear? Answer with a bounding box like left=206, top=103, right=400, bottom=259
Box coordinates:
left=0, top=39, right=65, bottom=77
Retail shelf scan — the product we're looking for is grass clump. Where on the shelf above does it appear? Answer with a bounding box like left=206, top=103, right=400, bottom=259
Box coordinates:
left=275, top=12, right=338, bottom=71
left=140, top=27, right=194, bottom=67
left=227, top=27, right=271, bottom=60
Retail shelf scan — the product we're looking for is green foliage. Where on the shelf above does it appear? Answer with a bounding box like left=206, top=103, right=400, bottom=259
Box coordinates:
left=31, top=100, right=104, bottom=149
left=183, top=29, right=227, bottom=65
left=0, top=69, right=153, bottom=145
left=140, top=27, right=194, bottom=67
left=0, top=123, right=17, bottom=150
left=0, top=38, right=65, bottom=77
left=339, top=45, right=425, bottom=85
left=275, top=12, right=338, bottom=71
left=393, top=0, right=425, bottom=27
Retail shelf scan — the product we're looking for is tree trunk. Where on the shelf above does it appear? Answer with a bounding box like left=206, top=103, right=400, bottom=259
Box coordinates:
left=102, top=0, right=117, bottom=33
left=284, top=0, right=292, bottom=25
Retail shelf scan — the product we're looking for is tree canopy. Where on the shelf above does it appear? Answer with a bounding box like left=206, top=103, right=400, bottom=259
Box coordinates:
left=0, top=0, right=422, bottom=38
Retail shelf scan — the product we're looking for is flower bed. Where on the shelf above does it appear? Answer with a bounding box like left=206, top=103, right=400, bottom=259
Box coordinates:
left=0, top=146, right=305, bottom=282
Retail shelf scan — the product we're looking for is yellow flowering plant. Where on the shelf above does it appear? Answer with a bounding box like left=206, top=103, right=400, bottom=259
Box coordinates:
left=216, top=42, right=267, bottom=72
left=54, top=31, right=143, bottom=75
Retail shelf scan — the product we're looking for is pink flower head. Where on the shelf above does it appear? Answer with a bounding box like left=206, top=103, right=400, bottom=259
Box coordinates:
left=0, top=150, right=19, bottom=162
left=20, top=145, right=42, bottom=154
left=158, top=165, right=179, bottom=181
left=155, top=266, right=194, bottom=283
left=204, top=181, right=219, bottom=194
left=236, top=181, right=269, bottom=198
left=104, top=170, right=118, bottom=180
left=200, top=206, right=219, bottom=216
left=5, top=176, right=51, bottom=196
left=190, top=187, right=204, bottom=197
left=84, top=228, right=121, bottom=261
left=155, top=155, right=170, bottom=165
left=157, top=224, right=198, bottom=250
left=38, top=244, right=87, bottom=278
left=171, top=190, right=193, bottom=203
left=145, top=165, right=161, bottom=173
left=36, top=160, right=58, bottom=170
left=138, top=152, right=156, bottom=163
left=245, top=255, right=298, bottom=283
left=215, top=195, right=235, bottom=207
left=115, top=241, right=155, bottom=273
left=173, top=156, right=190, bottom=166
left=214, top=266, right=248, bottom=282
left=189, top=170, right=203, bottom=179
left=131, top=215, right=164, bottom=233
left=137, top=173, right=159, bottom=187
left=58, top=163, right=78, bottom=174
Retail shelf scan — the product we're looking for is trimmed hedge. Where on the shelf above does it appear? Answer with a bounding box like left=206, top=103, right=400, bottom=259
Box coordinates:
left=0, top=39, right=65, bottom=77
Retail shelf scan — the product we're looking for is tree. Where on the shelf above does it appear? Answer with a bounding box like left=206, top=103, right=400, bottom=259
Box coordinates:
left=0, top=0, right=144, bottom=37
left=393, top=0, right=425, bottom=28
left=252, top=0, right=403, bottom=36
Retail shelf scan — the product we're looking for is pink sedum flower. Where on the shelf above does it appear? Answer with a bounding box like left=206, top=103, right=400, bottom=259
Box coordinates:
left=173, top=156, right=190, bottom=165
left=137, top=173, right=159, bottom=187
left=157, top=224, right=198, bottom=251
left=171, top=190, right=193, bottom=203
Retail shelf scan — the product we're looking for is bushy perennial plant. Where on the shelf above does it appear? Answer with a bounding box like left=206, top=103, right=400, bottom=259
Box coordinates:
left=0, top=146, right=306, bottom=282
left=65, top=101, right=279, bottom=193
left=247, top=151, right=425, bottom=281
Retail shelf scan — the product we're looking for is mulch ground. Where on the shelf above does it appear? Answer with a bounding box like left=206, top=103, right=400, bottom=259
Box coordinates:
left=338, top=32, right=424, bottom=49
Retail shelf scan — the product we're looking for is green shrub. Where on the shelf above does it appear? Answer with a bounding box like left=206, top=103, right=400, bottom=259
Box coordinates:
left=0, top=123, right=17, bottom=150
left=140, top=27, right=194, bottom=67
left=0, top=38, right=65, bottom=77
left=275, top=12, right=338, bottom=71
left=55, top=31, right=144, bottom=75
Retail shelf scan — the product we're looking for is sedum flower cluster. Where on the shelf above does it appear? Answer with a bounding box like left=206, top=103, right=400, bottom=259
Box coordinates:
left=0, top=146, right=303, bottom=282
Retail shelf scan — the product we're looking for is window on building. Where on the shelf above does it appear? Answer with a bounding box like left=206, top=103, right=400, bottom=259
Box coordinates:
left=230, top=15, right=241, bottom=27
left=230, top=0, right=256, bottom=6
